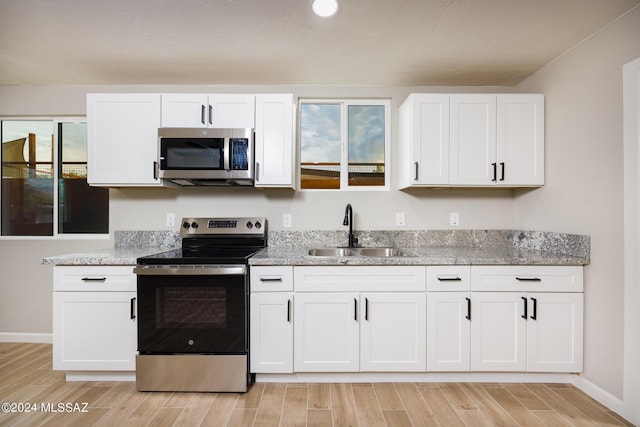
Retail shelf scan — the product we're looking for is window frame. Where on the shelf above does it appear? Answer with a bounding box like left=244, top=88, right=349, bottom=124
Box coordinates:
left=299, top=98, right=391, bottom=191
left=0, top=116, right=109, bottom=240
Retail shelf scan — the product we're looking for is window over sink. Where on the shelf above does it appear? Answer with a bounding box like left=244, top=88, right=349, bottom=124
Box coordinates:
left=1, top=118, right=109, bottom=238
left=299, top=99, right=390, bottom=190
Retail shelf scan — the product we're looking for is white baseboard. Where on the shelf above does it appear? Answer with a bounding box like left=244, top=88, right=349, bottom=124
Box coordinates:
left=0, top=332, right=52, bottom=343
left=570, top=375, right=625, bottom=418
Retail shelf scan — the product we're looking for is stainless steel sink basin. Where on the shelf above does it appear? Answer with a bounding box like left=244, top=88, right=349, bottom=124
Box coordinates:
left=353, top=247, right=414, bottom=257
left=307, top=247, right=414, bottom=257
left=307, top=248, right=357, bottom=257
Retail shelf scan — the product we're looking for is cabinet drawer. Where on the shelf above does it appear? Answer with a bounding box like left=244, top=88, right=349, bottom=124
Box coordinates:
left=471, top=266, right=583, bottom=292
left=54, top=266, right=136, bottom=292
left=251, top=266, right=293, bottom=291
left=427, top=266, right=471, bottom=291
left=294, top=266, right=426, bottom=292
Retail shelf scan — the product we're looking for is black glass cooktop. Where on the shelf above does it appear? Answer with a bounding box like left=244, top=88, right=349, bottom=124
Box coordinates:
left=137, top=247, right=264, bottom=265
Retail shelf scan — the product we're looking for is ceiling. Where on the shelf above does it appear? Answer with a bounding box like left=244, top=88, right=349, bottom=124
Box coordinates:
left=1, top=0, right=638, bottom=87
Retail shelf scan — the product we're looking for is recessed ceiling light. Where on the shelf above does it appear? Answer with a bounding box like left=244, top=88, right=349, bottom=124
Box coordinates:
left=312, top=0, right=339, bottom=17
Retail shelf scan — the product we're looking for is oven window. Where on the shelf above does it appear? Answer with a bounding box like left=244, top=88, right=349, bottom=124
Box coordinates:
left=158, top=287, right=227, bottom=328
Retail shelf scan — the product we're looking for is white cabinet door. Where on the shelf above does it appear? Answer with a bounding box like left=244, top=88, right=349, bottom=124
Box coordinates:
left=87, top=93, right=162, bottom=187
left=254, top=94, right=295, bottom=187
left=526, top=293, right=583, bottom=372
left=398, top=94, right=450, bottom=187
left=210, top=94, right=255, bottom=128
left=294, top=292, right=359, bottom=372
left=449, top=94, right=497, bottom=185
left=53, top=291, right=137, bottom=371
left=161, top=93, right=208, bottom=128
left=470, top=292, right=527, bottom=371
left=161, top=94, right=255, bottom=128
left=497, top=94, right=544, bottom=186
left=250, top=292, right=293, bottom=373
left=360, top=293, right=426, bottom=371
left=427, top=292, right=471, bottom=371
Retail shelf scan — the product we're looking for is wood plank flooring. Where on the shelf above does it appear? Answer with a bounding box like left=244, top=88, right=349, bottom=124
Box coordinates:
left=0, top=343, right=633, bottom=426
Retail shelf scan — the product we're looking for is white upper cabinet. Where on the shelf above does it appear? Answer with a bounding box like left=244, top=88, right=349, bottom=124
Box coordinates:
left=254, top=94, right=295, bottom=188
left=399, top=93, right=544, bottom=188
left=449, top=94, right=497, bottom=185
left=161, top=94, right=255, bottom=128
left=398, top=94, right=450, bottom=187
left=87, top=93, right=162, bottom=187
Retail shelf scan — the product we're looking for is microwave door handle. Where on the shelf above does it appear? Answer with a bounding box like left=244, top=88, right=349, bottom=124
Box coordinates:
left=223, top=138, right=231, bottom=171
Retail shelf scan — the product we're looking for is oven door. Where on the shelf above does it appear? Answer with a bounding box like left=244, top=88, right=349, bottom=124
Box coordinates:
left=135, top=266, right=247, bottom=354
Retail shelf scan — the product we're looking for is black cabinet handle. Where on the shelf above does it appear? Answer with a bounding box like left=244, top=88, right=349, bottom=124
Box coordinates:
left=201, top=105, right=206, bottom=124
left=437, top=277, right=462, bottom=282
left=365, top=298, right=369, bottom=321
left=500, top=162, right=505, bottom=181
left=521, top=296, right=528, bottom=319
left=354, top=298, right=358, bottom=321
left=287, top=299, right=291, bottom=323
left=82, top=277, right=106, bottom=282
left=465, top=297, right=471, bottom=320
left=531, top=297, right=537, bottom=320
left=516, top=277, right=542, bottom=282
left=209, top=105, right=213, bottom=125
left=414, top=162, right=419, bottom=181
left=130, top=297, right=136, bottom=320
left=491, top=162, right=497, bottom=181
left=153, top=161, right=158, bottom=180
left=256, top=162, right=260, bottom=182
left=259, top=277, right=283, bottom=282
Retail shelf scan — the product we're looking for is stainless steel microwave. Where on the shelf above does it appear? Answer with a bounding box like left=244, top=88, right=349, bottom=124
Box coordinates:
left=158, top=128, right=254, bottom=186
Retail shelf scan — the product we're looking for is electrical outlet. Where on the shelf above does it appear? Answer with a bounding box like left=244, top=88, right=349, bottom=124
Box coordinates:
left=395, top=212, right=405, bottom=226
left=283, top=213, right=292, bottom=228
left=166, top=213, right=176, bottom=227
left=450, top=212, right=460, bottom=226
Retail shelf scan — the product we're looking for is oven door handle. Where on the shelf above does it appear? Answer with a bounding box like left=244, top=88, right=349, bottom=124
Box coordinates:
left=133, top=265, right=247, bottom=276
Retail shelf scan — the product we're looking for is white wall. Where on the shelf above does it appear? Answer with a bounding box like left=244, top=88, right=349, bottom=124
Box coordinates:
left=516, top=6, right=640, bottom=400
left=0, top=4, right=638, bottom=405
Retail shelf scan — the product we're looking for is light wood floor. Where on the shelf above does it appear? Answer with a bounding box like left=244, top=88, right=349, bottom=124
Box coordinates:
left=0, top=343, right=632, bottom=427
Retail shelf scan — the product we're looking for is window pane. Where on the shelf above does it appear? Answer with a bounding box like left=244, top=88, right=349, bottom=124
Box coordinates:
left=58, top=122, right=109, bottom=234
left=348, top=105, right=385, bottom=186
left=1, top=121, right=54, bottom=236
left=300, top=103, right=341, bottom=189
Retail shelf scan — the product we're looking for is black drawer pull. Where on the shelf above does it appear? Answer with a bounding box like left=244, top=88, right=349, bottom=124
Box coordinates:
left=437, top=277, right=462, bottom=282
left=81, top=277, right=107, bottom=282
left=259, top=277, right=283, bottom=282
left=465, top=297, right=471, bottom=320
left=516, top=277, right=541, bottom=282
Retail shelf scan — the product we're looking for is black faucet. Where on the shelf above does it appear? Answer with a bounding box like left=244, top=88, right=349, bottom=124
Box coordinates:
left=343, top=203, right=358, bottom=248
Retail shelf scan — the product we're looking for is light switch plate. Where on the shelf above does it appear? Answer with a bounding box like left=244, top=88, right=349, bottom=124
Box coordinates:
left=283, top=213, right=292, bottom=228
left=450, top=212, right=460, bottom=226
left=395, top=212, right=405, bottom=226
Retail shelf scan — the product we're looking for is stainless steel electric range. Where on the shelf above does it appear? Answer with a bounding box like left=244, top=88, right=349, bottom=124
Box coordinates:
left=133, top=217, right=266, bottom=392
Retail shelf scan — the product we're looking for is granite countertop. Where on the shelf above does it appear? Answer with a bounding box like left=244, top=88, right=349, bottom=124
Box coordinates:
left=249, top=246, right=588, bottom=266
left=41, top=247, right=173, bottom=266
left=42, top=229, right=590, bottom=267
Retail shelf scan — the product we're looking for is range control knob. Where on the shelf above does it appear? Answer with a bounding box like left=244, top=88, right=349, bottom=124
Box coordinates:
left=182, top=222, right=190, bottom=229
left=246, top=221, right=253, bottom=229
left=254, top=221, right=262, bottom=229
left=191, top=221, right=199, bottom=229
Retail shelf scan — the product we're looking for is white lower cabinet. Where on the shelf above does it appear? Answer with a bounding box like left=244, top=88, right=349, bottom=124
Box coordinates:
left=292, top=266, right=426, bottom=372
left=294, top=292, right=360, bottom=372
left=52, top=266, right=137, bottom=372
left=427, top=292, right=471, bottom=371
left=250, top=266, right=294, bottom=373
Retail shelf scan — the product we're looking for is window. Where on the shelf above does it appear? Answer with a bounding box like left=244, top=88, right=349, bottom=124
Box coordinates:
left=300, top=99, right=390, bottom=190
left=1, top=118, right=108, bottom=237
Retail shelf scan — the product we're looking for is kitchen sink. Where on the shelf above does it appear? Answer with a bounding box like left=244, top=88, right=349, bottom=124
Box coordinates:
left=307, top=248, right=358, bottom=257
left=307, top=247, right=415, bottom=257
